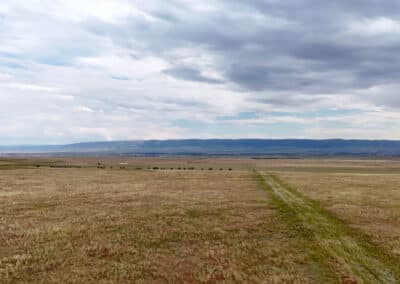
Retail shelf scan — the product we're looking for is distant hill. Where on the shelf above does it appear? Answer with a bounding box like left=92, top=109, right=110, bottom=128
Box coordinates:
left=1, top=139, right=400, bottom=156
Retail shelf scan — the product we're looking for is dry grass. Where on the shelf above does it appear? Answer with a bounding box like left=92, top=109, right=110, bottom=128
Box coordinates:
left=257, top=172, right=399, bottom=283
left=3, top=157, right=399, bottom=283
left=0, top=164, right=330, bottom=283
left=273, top=170, right=400, bottom=262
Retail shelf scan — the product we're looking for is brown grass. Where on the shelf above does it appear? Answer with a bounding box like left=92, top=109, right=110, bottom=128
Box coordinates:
left=273, top=169, right=400, bottom=262
left=257, top=172, right=399, bottom=283
left=3, top=157, right=400, bottom=283
left=0, top=164, right=330, bottom=283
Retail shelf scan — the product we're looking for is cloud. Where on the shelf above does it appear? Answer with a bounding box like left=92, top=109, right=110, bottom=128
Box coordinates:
left=1, top=0, right=400, bottom=143
left=347, top=17, right=400, bottom=36
left=87, top=1, right=400, bottom=94
left=163, top=66, right=223, bottom=84
left=111, top=76, right=131, bottom=81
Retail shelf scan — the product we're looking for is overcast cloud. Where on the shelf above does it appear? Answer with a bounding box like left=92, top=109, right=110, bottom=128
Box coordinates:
left=1, top=0, right=400, bottom=144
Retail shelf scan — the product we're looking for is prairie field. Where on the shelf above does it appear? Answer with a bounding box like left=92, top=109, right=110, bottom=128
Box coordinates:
left=1, top=157, right=400, bottom=283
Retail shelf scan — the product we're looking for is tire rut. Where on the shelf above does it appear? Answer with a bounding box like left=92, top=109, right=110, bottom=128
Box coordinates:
left=257, top=172, right=399, bottom=284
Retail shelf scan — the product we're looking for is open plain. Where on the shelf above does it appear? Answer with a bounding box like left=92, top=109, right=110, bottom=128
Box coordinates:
left=1, top=157, right=400, bottom=283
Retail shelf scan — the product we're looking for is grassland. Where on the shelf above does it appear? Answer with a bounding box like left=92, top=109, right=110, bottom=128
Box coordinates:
left=271, top=168, right=400, bottom=272
left=1, top=157, right=400, bottom=283
left=257, top=173, right=400, bottom=283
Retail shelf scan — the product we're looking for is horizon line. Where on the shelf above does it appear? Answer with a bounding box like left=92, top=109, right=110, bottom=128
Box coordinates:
left=2, top=138, right=400, bottom=147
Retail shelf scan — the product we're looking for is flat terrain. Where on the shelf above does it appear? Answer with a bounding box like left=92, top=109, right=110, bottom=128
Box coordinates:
left=1, top=157, right=400, bottom=283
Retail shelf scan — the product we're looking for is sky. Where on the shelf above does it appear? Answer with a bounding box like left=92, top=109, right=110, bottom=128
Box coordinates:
left=1, top=0, right=400, bottom=144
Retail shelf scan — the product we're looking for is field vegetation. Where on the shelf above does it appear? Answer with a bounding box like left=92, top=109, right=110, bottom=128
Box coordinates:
left=1, top=157, right=399, bottom=283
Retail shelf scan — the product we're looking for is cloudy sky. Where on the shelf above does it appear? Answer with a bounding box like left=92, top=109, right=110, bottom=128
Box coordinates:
left=1, top=0, right=400, bottom=144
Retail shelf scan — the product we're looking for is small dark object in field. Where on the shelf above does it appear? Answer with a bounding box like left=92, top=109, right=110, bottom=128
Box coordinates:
left=228, top=168, right=232, bottom=171
left=36, top=165, right=40, bottom=168
left=208, top=168, right=213, bottom=171
left=153, top=167, right=159, bottom=170
left=201, top=168, right=204, bottom=170
left=178, top=167, right=181, bottom=170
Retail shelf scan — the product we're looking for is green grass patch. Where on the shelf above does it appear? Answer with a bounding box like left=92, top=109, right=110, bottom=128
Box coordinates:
left=256, top=171, right=400, bottom=283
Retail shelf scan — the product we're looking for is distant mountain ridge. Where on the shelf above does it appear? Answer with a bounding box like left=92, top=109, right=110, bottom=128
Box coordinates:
left=1, top=139, right=400, bottom=156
